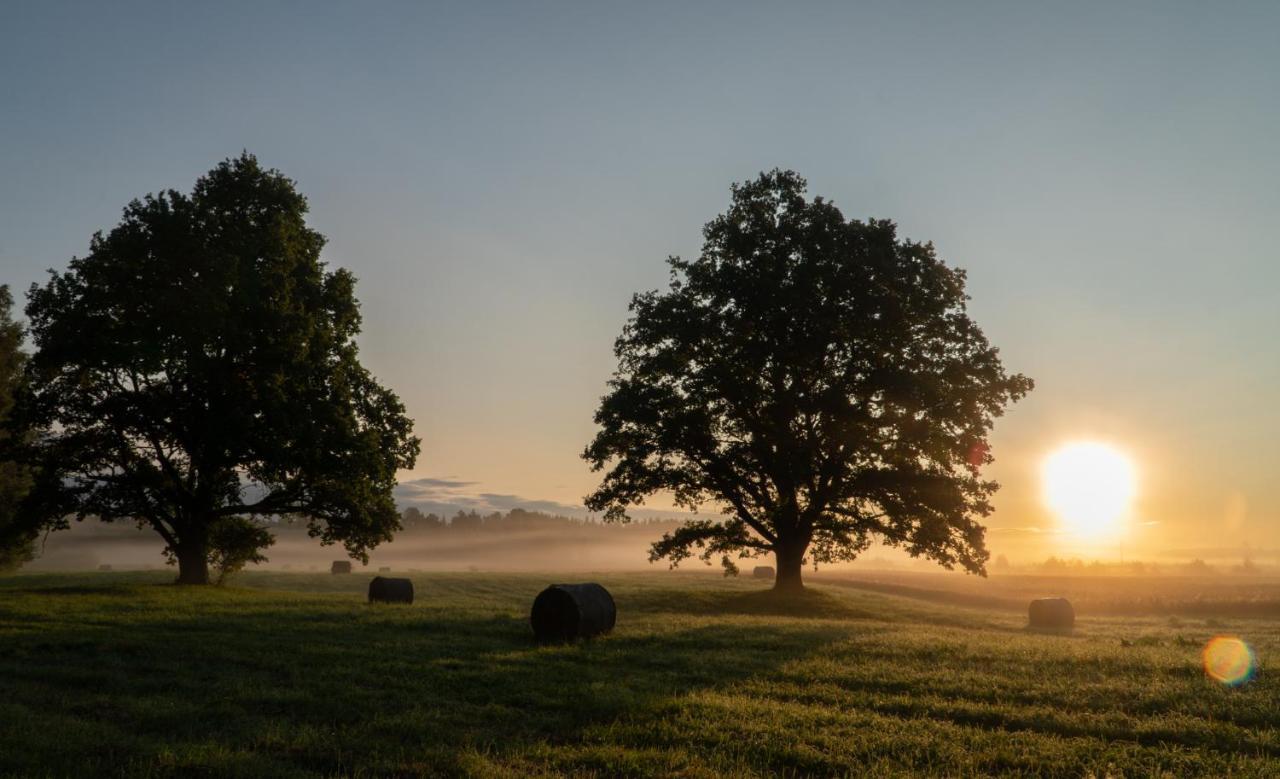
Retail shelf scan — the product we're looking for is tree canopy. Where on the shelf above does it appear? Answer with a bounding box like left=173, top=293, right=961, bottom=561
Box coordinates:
left=15, top=154, right=420, bottom=584
left=583, top=170, right=1032, bottom=590
left=0, top=285, right=36, bottom=573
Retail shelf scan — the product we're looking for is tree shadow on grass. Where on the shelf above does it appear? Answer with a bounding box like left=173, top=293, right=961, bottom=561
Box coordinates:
left=11, top=584, right=134, bottom=597
left=0, top=593, right=851, bottom=777
left=619, top=584, right=885, bottom=620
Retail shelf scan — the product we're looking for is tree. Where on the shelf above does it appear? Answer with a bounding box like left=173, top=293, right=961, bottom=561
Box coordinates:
left=401, top=506, right=426, bottom=528
left=163, top=514, right=274, bottom=585
left=0, top=285, right=36, bottom=573
left=450, top=510, right=482, bottom=531
left=583, top=170, right=1031, bottom=591
left=18, top=154, right=420, bottom=584
left=205, top=516, right=275, bottom=585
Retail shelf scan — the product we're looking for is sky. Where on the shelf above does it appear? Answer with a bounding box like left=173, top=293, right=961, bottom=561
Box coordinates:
left=2, top=1, right=1277, bottom=562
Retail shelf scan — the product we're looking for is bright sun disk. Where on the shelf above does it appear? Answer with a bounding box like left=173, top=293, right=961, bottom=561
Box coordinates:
left=1041, top=441, right=1137, bottom=537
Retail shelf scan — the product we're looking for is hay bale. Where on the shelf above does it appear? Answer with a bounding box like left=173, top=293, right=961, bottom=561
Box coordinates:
left=368, top=576, right=414, bottom=604
left=530, top=583, right=616, bottom=643
left=379, top=566, right=391, bottom=573
left=1028, top=597, right=1075, bottom=631
left=98, top=564, right=112, bottom=572
left=331, top=560, right=352, bottom=575
left=752, top=565, right=775, bottom=579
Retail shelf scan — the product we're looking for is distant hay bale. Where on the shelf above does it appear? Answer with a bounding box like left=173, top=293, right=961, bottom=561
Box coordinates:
left=368, top=576, right=414, bottom=604
left=331, top=560, right=352, bottom=575
left=379, top=566, right=391, bottom=573
left=98, top=564, right=112, bottom=572
left=1028, top=597, right=1075, bottom=631
left=753, top=566, right=775, bottom=579
left=530, top=583, right=616, bottom=644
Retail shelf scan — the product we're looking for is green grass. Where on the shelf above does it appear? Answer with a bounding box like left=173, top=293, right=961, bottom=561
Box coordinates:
left=0, top=571, right=1276, bottom=777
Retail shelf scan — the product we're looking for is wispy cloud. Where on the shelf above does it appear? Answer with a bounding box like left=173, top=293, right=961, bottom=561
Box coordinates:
left=394, top=476, right=708, bottom=521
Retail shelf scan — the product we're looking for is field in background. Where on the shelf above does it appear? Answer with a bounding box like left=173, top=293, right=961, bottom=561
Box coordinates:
left=1, top=571, right=1276, bottom=777
left=813, top=569, right=1280, bottom=619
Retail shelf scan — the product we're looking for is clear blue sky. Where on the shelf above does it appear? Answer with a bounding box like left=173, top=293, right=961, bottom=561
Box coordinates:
left=2, top=1, right=1277, bottom=558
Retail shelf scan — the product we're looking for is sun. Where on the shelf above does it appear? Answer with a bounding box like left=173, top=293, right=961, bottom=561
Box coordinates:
left=1041, top=441, right=1137, bottom=537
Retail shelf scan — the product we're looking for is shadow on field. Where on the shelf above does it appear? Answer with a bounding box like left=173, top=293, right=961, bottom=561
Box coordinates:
left=0, top=584, right=852, bottom=776
left=622, top=585, right=882, bottom=620
left=814, top=576, right=1024, bottom=612
left=18, top=584, right=135, bottom=597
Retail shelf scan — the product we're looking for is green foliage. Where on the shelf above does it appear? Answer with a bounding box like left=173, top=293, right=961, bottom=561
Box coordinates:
left=160, top=516, right=276, bottom=585
left=585, top=170, right=1032, bottom=588
left=206, top=516, right=274, bottom=585
left=0, top=571, right=1275, bottom=776
left=18, top=154, right=420, bottom=583
left=0, top=285, right=36, bottom=573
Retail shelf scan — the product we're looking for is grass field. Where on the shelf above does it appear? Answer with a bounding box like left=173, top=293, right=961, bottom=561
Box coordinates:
left=0, top=570, right=1276, bottom=777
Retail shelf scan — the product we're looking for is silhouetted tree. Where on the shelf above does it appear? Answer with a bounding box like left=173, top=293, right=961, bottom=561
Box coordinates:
left=584, top=170, right=1031, bottom=591
left=164, top=515, right=274, bottom=585
left=450, top=510, right=482, bottom=531
left=17, top=154, right=420, bottom=584
left=401, top=506, right=425, bottom=528
left=0, top=286, right=36, bottom=572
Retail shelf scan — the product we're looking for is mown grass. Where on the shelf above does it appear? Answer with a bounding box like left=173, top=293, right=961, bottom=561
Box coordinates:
left=0, top=570, right=1275, bottom=777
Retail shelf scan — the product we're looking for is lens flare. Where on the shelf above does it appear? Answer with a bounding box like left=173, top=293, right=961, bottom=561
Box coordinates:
left=1202, top=636, right=1256, bottom=686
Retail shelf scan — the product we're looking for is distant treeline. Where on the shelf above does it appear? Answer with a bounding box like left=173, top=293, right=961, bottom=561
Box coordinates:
left=271, top=507, right=688, bottom=536
left=1007, top=555, right=1269, bottom=576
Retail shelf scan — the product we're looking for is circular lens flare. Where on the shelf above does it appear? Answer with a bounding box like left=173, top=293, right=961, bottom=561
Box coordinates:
left=1203, top=636, right=1256, bottom=686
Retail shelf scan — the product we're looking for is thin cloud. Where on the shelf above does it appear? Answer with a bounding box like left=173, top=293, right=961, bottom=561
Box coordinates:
left=393, top=476, right=710, bottom=521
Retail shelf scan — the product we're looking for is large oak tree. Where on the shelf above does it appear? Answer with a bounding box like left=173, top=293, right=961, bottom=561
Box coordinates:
left=0, top=285, right=36, bottom=573
left=584, top=170, right=1031, bottom=591
left=16, top=154, right=419, bottom=584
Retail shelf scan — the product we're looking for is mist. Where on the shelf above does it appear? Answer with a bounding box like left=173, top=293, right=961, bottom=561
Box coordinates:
left=25, top=506, right=1280, bottom=580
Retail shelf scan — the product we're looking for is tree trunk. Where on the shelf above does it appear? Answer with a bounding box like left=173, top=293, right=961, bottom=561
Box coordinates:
left=773, top=542, right=806, bottom=592
left=174, top=539, right=210, bottom=585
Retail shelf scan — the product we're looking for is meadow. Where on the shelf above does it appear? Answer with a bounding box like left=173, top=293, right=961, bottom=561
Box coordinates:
left=0, top=570, right=1275, bottom=778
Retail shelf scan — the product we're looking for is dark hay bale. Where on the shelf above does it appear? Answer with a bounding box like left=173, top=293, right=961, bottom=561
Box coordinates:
left=752, top=566, right=775, bottom=579
left=530, top=583, right=616, bottom=643
left=368, top=576, right=414, bottom=604
left=331, top=560, right=352, bottom=575
left=379, top=566, right=391, bottom=573
left=98, top=564, right=112, bottom=572
left=1029, top=597, right=1075, bottom=631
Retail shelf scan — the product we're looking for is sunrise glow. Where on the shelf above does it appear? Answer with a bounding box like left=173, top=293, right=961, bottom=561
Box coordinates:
left=1042, top=442, right=1137, bottom=538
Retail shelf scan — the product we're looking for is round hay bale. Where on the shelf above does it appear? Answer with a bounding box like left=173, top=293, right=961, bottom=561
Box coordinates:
left=331, top=560, right=352, bottom=575
left=368, top=576, right=414, bottom=604
left=752, top=565, right=775, bottom=579
left=530, top=583, right=616, bottom=643
left=1029, top=597, right=1075, bottom=631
